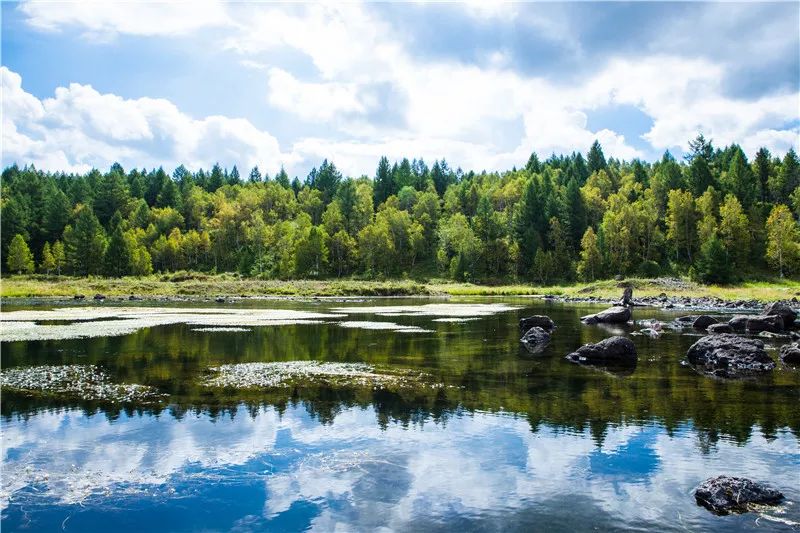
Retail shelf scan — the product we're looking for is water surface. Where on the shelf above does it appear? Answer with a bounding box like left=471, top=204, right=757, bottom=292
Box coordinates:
left=2, top=297, right=799, bottom=531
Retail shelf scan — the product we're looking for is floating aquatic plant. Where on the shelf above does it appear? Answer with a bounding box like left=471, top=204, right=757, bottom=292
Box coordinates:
left=1, top=365, right=165, bottom=403
left=202, top=361, right=444, bottom=390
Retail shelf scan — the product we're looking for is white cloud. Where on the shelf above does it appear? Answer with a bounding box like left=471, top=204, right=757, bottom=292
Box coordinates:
left=267, top=68, right=368, bottom=121
left=8, top=2, right=800, bottom=175
left=1, top=67, right=285, bottom=173
left=19, top=0, right=230, bottom=40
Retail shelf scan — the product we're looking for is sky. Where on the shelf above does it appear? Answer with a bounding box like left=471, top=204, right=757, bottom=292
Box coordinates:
left=1, top=1, right=799, bottom=178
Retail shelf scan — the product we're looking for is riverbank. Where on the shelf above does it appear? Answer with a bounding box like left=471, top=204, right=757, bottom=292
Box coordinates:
left=2, top=274, right=800, bottom=305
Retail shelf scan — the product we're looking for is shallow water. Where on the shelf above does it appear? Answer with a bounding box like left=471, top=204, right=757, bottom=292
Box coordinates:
left=2, top=297, right=799, bottom=532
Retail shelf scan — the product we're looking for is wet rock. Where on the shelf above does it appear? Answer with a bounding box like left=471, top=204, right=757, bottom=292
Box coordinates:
left=128, top=295, right=143, bottom=301
left=519, top=315, right=555, bottom=332
left=779, top=343, right=800, bottom=365
left=686, top=334, right=776, bottom=378
left=215, top=297, right=226, bottom=303
left=693, top=315, right=717, bottom=330
left=758, top=331, right=789, bottom=339
left=707, top=323, right=733, bottom=334
left=73, top=294, right=85, bottom=300
left=581, top=306, right=631, bottom=325
left=566, top=336, right=637, bottom=365
left=520, top=327, right=551, bottom=354
left=763, top=302, right=797, bottom=328
left=728, top=314, right=784, bottom=333
left=638, top=328, right=661, bottom=338
left=695, top=476, right=784, bottom=515
left=676, top=315, right=696, bottom=323
left=93, top=293, right=106, bottom=300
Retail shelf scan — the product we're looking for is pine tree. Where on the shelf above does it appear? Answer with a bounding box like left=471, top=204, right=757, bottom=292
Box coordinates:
left=40, top=242, right=56, bottom=274
left=249, top=166, right=262, bottom=183
left=64, top=207, right=107, bottom=275
left=6, top=234, right=34, bottom=274
left=374, top=156, right=393, bottom=205
left=587, top=140, right=607, bottom=174
left=104, top=225, right=134, bottom=276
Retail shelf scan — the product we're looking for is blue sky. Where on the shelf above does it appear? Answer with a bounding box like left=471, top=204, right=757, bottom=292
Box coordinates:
left=2, top=1, right=798, bottom=178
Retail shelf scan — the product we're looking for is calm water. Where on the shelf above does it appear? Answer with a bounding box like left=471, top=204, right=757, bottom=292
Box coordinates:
left=2, top=297, right=799, bottom=532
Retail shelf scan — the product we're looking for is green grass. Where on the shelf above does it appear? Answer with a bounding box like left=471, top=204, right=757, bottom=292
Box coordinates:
left=2, top=273, right=800, bottom=303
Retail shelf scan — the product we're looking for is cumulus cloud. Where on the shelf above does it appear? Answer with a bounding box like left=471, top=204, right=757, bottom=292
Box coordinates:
left=1, top=67, right=286, bottom=173
left=6, top=1, right=799, bottom=176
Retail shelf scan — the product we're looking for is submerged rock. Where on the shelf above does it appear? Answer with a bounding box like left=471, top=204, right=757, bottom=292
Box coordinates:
left=519, top=315, right=555, bottom=332
left=693, top=315, right=717, bottom=330
left=779, top=343, right=800, bottom=365
left=580, top=306, right=631, bottom=325
left=685, top=334, right=775, bottom=378
left=520, top=326, right=551, bottom=353
left=707, top=323, right=733, bottom=334
left=763, top=302, right=797, bottom=328
left=566, top=336, right=637, bottom=365
left=695, top=476, right=784, bottom=515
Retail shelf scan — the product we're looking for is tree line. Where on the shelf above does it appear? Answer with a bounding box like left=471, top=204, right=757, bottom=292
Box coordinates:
left=3, top=136, right=800, bottom=284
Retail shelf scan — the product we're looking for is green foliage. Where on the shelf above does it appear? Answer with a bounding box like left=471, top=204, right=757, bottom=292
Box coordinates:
left=3, top=137, right=799, bottom=284
left=691, top=237, right=733, bottom=284
left=7, top=234, right=34, bottom=274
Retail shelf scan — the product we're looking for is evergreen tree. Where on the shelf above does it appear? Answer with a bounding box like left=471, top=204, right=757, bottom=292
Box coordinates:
left=275, top=166, right=290, bottom=188
left=6, top=234, right=34, bottom=274
left=691, top=237, right=732, bottom=284
left=64, top=206, right=107, bottom=275
left=374, top=156, right=393, bottom=205
left=249, top=166, right=262, bottom=183
left=587, top=140, right=607, bottom=174
left=753, top=147, right=772, bottom=202
left=40, top=242, right=56, bottom=274
left=208, top=163, right=225, bottom=192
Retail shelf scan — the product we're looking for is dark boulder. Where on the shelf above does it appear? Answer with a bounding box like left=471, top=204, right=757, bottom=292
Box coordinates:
left=728, top=314, right=784, bottom=333
left=779, top=343, right=800, bottom=365
left=676, top=315, right=696, bottom=323
left=73, top=294, right=85, bottom=300
left=520, top=327, right=551, bottom=354
left=763, top=302, right=797, bottom=328
left=215, top=297, right=226, bottom=303
left=695, top=476, right=784, bottom=515
left=566, top=336, right=637, bottom=365
left=686, top=334, right=775, bottom=378
left=581, top=306, right=631, bottom=325
left=693, top=315, right=717, bottom=330
left=93, top=293, right=106, bottom=300
left=519, top=315, right=555, bottom=332
left=707, top=323, right=733, bottom=334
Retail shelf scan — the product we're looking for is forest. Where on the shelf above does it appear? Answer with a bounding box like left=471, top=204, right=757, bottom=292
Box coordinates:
left=2, top=136, right=800, bottom=285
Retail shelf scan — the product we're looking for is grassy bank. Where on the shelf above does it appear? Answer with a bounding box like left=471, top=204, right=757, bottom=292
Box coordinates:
left=2, top=273, right=800, bottom=303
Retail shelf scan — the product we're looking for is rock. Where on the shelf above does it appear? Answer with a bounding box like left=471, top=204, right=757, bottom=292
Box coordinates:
left=695, top=476, right=784, bottom=515
left=519, top=315, right=555, bottom=332
left=520, top=327, right=551, bottom=354
left=580, top=306, right=631, bottom=325
left=779, top=343, right=800, bottom=365
left=128, top=295, right=142, bottom=301
left=763, top=302, right=797, bottom=328
left=73, top=294, right=85, bottom=300
left=686, top=334, right=776, bottom=378
left=693, top=315, right=717, bottom=330
left=707, top=323, right=733, bottom=334
left=758, top=331, right=788, bottom=339
left=215, top=297, right=226, bottom=303
left=614, top=274, right=624, bottom=281
left=566, top=336, right=637, bottom=365
left=619, top=286, right=634, bottom=307
left=638, top=328, right=661, bottom=338
left=728, top=314, right=784, bottom=333
left=93, top=293, right=106, bottom=300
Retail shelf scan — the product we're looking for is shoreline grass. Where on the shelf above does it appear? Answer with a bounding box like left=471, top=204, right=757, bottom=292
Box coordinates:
left=2, top=273, right=799, bottom=303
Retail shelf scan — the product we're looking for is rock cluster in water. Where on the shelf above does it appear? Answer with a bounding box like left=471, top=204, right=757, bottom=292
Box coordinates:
left=0, top=365, right=164, bottom=403
left=695, top=476, right=784, bottom=515
left=685, top=335, right=775, bottom=378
